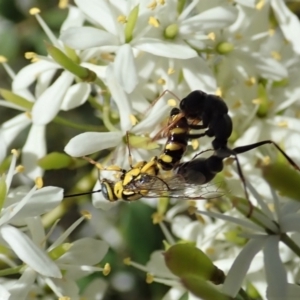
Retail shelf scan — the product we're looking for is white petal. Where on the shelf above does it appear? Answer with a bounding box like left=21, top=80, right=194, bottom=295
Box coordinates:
left=114, top=44, right=138, bottom=94
left=61, top=5, right=85, bottom=32
left=12, top=60, right=58, bottom=91
left=181, top=4, right=237, bottom=31
left=182, top=57, right=217, bottom=93
left=61, top=82, right=91, bottom=110
left=264, top=236, right=287, bottom=300
left=106, top=65, right=133, bottom=132
left=22, top=124, right=46, bottom=179
left=280, top=213, right=300, bottom=232
left=64, top=132, right=123, bottom=157
left=0, top=225, right=62, bottom=278
left=222, top=236, right=266, bottom=297
left=0, top=113, right=31, bottom=146
left=75, top=0, right=119, bottom=35
left=82, top=278, right=108, bottom=299
left=9, top=187, right=64, bottom=225
left=135, top=38, right=197, bottom=59
left=32, top=71, right=74, bottom=125
left=35, top=68, right=57, bottom=99
left=57, top=238, right=109, bottom=265
left=271, top=0, right=300, bottom=55
left=60, top=27, right=118, bottom=50
left=8, top=268, right=36, bottom=300
left=0, top=100, right=25, bottom=110
left=0, top=285, right=10, bottom=300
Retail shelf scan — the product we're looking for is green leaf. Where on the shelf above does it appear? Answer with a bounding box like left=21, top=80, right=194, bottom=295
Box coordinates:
left=164, top=243, right=225, bottom=284
left=38, top=152, right=74, bottom=170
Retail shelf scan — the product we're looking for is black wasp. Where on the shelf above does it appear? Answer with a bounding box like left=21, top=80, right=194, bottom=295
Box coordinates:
left=154, top=90, right=300, bottom=214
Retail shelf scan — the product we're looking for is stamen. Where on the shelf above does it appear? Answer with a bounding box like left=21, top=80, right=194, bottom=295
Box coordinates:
left=0, top=56, right=7, bottom=63
left=245, top=77, right=256, bottom=86
left=207, top=32, right=216, bottom=41
left=81, top=210, right=92, bottom=220
left=11, top=149, right=19, bottom=157
left=130, top=114, right=138, bottom=126
left=117, top=15, right=127, bottom=24
left=157, top=78, right=166, bottom=85
left=191, top=139, right=199, bottom=150
left=157, top=0, right=165, bottom=4
left=103, top=263, right=111, bottom=276
left=232, top=100, right=242, bottom=109
left=146, top=273, right=154, bottom=284
left=167, top=68, right=175, bottom=75
left=152, top=212, right=164, bottom=224
left=167, top=98, right=177, bottom=107
left=35, top=177, right=43, bottom=189
left=147, top=1, right=157, bottom=10
left=29, top=7, right=41, bottom=15
left=271, top=51, right=281, bottom=61
left=255, top=0, right=265, bottom=10
left=148, top=16, right=160, bottom=27
left=277, top=120, right=288, bottom=128
left=58, top=0, right=69, bottom=9
left=15, top=165, right=25, bottom=173
left=215, top=88, right=222, bottom=97
left=25, top=112, right=32, bottom=119
left=252, top=98, right=263, bottom=105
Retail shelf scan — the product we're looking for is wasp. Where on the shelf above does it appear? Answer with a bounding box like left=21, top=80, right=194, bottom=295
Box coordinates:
left=64, top=155, right=219, bottom=202
left=152, top=90, right=300, bottom=215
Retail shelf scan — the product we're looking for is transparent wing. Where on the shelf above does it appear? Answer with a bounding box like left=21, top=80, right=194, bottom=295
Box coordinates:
left=124, top=173, right=223, bottom=200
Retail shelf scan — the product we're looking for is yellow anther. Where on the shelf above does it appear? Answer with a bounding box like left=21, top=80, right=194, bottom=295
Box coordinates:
left=277, top=120, right=288, bottom=128
left=232, top=100, right=242, bottom=109
left=59, top=297, right=71, bottom=300
left=262, top=156, right=271, bottom=166
left=224, top=170, right=233, bottom=178
left=100, top=52, right=115, bottom=62
left=147, top=0, right=157, bottom=10
left=11, top=149, right=19, bottom=157
left=205, top=202, right=214, bottom=210
left=103, top=263, right=111, bottom=276
left=215, top=87, right=223, bottom=97
left=207, top=32, right=216, bottom=41
left=157, top=78, right=166, bottom=85
left=148, top=16, right=160, bottom=27
left=81, top=210, right=92, bottom=219
left=16, top=165, right=25, bottom=173
left=117, top=15, right=127, bottom=24
left=245, top=77, right=256, bottom=86
left=188, top=206, right=197, bottom=215
left=58, top=0, right=68, bottom=9
left=25, top=112, right=32, bottom=119
left=191, top=139, right=199, bottom=150
left=205, top=247, right=215, bottom=256
left=146, top=273, right=154, bottom=284
left=123, top=257, right=131, bottom=265
left=130, top=114, right=138, bottom=126
left=234, top=33, right=243, bottom=40
left=24, top=52, right=39, bottom=62
left=196, top=214, right=205, bottom=224
left=29, top=7, right=41, bottom=15
left=252, top=98, right=263, bottom=105
left=35, top=177, right=43, bottom=189
left=95, top=163, right=103, bottom=170
left=267, top=203, right=275, bottom=212
left=271, top=51, right=281, bottom=61
left=0, top=56, right=7, bottom=63
left=152, top=212, right=164, bottom=224
left=167, top=98, right=177, bottom=107
left=255, top=0, right=265, bottom=10
left=269, top=29, right=275, bottom=36
left=167, top=67, right=175, bottom=75
left=158, top=0, right=165, bottom=4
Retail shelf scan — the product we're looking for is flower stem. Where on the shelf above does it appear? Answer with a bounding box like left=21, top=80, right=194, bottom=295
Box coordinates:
left=53, top=116, right=106, bottom=131
left=0, top=265, right=23, bottom=276
left=281, top=233, right=300, bottom=257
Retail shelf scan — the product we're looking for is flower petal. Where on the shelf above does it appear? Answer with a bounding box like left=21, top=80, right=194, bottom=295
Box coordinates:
left=60, top=82, right=91, bottom=110
left=114, top=44, right=138, bottom=94
left=264, top=236, right=287, bottom=300
left=32, top=71, right=74, bottom=125
left=60, top=27, right=118, bottom=50
left=222, top=236, right=266, bottom=297
left=22, top=124, right=46, bottom=179
left=64, top=131, right=123, bottom=157
left=0, top=225, right=62, bottom=278
left=135, top=38, right=197, bottom=59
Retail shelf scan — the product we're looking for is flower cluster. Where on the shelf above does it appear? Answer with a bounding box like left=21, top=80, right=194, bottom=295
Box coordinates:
left=1, top=0, right=300, bottom=299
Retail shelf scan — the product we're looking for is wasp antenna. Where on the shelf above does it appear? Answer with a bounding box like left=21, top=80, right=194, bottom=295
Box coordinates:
left=64, top=189, right=102, bottom=198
